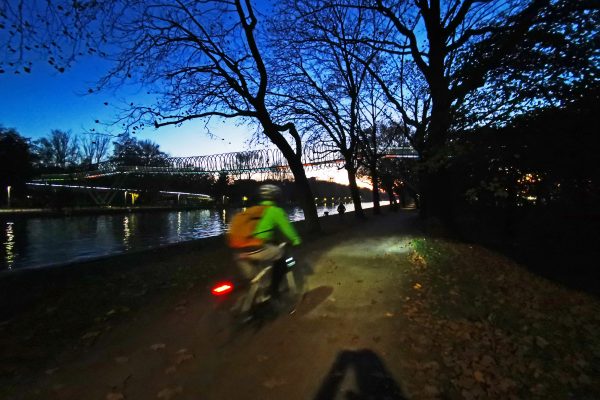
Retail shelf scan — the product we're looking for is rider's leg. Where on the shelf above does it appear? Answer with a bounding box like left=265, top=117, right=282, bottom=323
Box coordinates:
left=269, top=256, right=287, bottom=299
left=236, top=258, right=256, bottom=280
left=242, top=244, right=286, bottom=300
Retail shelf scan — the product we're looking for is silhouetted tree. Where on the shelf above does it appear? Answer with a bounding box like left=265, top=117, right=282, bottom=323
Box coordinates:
left=214, top=171, right=232, bottom=206
left=33, top=129, right=79, bottom=169
left=111, top=135, right=168, bottom=167
left=0, top=127, right=34, bottom=206
left=272, top=0, right=389, bottom=218
left=1, top=0, right=321, bottom=232
left=349, top=0, right=593, bottom=221
left=81, top=134, right=111, bottom=165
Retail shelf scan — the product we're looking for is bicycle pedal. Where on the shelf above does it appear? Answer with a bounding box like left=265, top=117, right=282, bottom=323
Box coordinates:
left=257, top=294, right=271, bottom=303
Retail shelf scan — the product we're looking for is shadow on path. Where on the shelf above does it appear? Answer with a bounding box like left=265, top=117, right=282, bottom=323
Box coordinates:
left=293, top=286, right=334, bottom=317
left=314, top=349, right=407, bottom=400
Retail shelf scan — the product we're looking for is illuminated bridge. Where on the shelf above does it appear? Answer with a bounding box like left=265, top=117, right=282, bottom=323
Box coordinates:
left=35, top=144, right=418, bottom=181
left=27, top=144, right=417, bottom=205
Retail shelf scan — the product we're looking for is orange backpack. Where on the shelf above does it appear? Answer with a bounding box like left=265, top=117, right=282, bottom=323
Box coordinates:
left=227, top=205, right=268, bottom=249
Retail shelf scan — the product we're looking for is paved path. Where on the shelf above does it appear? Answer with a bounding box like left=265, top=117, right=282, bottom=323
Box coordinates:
left=9, top=208, right=600, bottom=399
left=23, top=211, right=419, bottom=400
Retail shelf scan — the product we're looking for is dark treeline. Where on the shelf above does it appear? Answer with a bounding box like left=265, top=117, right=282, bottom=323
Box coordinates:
left=0, top=125, right=380, bottom=209
left=20, top=174, right=374, bottom=210
left=219, top=177, right=373, bottom=208
left=0, top=128, right=171, bottom=206
left=445, top=87, right=600, bottom=278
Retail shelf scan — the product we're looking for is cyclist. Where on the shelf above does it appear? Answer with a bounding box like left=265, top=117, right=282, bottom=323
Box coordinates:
left=235, top=184, right=301, bottom=300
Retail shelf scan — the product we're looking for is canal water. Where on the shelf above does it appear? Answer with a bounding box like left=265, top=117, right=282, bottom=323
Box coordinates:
left=1, top=202, right=385, bottom=271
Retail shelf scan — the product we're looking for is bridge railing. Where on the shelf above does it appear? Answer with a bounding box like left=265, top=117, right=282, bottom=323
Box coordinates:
left=33, top=144, right=418, bottom=181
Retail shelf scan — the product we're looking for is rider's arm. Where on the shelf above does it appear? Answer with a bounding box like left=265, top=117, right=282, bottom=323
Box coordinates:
left=269, top=207, right=302, bottom=246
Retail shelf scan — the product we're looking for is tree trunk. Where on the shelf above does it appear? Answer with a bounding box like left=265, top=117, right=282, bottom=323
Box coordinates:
left=346, top=166, right=365, bottom=218
left=260, top=116, right=320, bottom=233
left=370, top=161, right=381, bottom=215
left=287, top=155, right=320, bottom=233
left=384, top=183, right=395, bottom=204
left=419, top=84, right=452, bottom=222
left=384, top=184, right=398, bottom=211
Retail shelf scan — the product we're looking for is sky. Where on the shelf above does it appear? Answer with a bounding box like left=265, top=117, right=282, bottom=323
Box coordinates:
left=0, top=0, right=277, bottom=158
left=0, top=56, right=252, bottom=156
left=0, top=55, right=362, bottom=186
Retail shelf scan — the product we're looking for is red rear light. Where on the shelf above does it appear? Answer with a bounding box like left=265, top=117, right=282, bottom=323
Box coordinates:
left=211, top=282, right=234, bottom=296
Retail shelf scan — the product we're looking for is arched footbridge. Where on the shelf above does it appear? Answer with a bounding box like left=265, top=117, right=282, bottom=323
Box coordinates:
left=27, top=144, right=417, bottom=205
left=35, top=144, right=418, bottom=182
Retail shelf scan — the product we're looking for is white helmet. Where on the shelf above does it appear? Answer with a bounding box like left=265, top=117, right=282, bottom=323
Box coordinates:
left=258, top=184, right=282, bottom=201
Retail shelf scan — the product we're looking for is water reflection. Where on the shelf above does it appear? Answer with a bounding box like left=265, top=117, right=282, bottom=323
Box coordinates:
left=0, top=202, right=387, bottom=270
left=123, top=216, right=131, bottom=250
left=4, top=222, right=15, bottom=269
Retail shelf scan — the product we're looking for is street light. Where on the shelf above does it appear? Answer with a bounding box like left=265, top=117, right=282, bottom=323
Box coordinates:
left=6, top=186, right=11, bottom=208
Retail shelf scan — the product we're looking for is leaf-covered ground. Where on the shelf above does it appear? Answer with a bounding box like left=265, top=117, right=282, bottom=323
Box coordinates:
left=1, top=209, right=599, bottom=399
left=397, top=237, right=600, bottom=399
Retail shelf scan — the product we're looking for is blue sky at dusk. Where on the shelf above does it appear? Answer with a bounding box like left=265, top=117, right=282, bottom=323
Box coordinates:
left=0, top=0, right=360, bottom=186
left=0, top=55, right=253, bottom=157
left=0, top=56, right=354, bottom=185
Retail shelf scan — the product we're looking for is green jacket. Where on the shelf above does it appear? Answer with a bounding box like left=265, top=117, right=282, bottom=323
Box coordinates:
left=253, top=200, right=302, bottom=246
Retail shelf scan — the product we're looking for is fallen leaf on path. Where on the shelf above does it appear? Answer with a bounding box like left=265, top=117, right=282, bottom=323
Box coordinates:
left=156, top=386, right=183, bottom=399
left=106, top=392, right=125, bottom=400
left=164, top=366, right=177, bottom=375
left=326, top=336, right=338, bottom=344
left=150, top=343, right=166, bottom=351
left=385, top=312, right=394, bottom=317
left=175, top=353, right=194, bottom=364
left=473, top=370, right=485, bottom=383
left=81, top=331, right=101, bottom=340
left=423, top=385, right=439, bottom=396
left=418, top=361, right=440, bottom=371
left=498, top=378, right=516, bottom=392
left=262, top=378, right=288, bottom=389
left=409, top=252, right=427, bottom=268
left=578, top=374, right=592, bottom=385
left=480, top=355, right=495, bottom=367
left=413, top=283, right=422, bottom=289
left=457, top=375, right=476, bottom=389
left=535, top=336, right=549, bottom=348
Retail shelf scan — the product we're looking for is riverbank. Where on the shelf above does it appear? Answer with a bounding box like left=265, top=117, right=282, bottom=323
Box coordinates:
left=0, top=205, right=216, bottom=218
left=0, top=206, right=387, bottom=395
left=1, top=201, right=378, bottom=270
left=2, top=207, right=600, bottom=399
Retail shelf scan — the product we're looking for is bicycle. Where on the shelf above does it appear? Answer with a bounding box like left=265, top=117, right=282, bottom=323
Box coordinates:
left=211, top=243, right=298, bottom=322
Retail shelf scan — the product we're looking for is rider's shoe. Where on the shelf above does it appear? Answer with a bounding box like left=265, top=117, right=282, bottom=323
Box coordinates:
left=258, top=294, right=271, bottom=303
left=239, top=312, right=254, bottom=325
left=268, top=297, right=287, bottom=313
